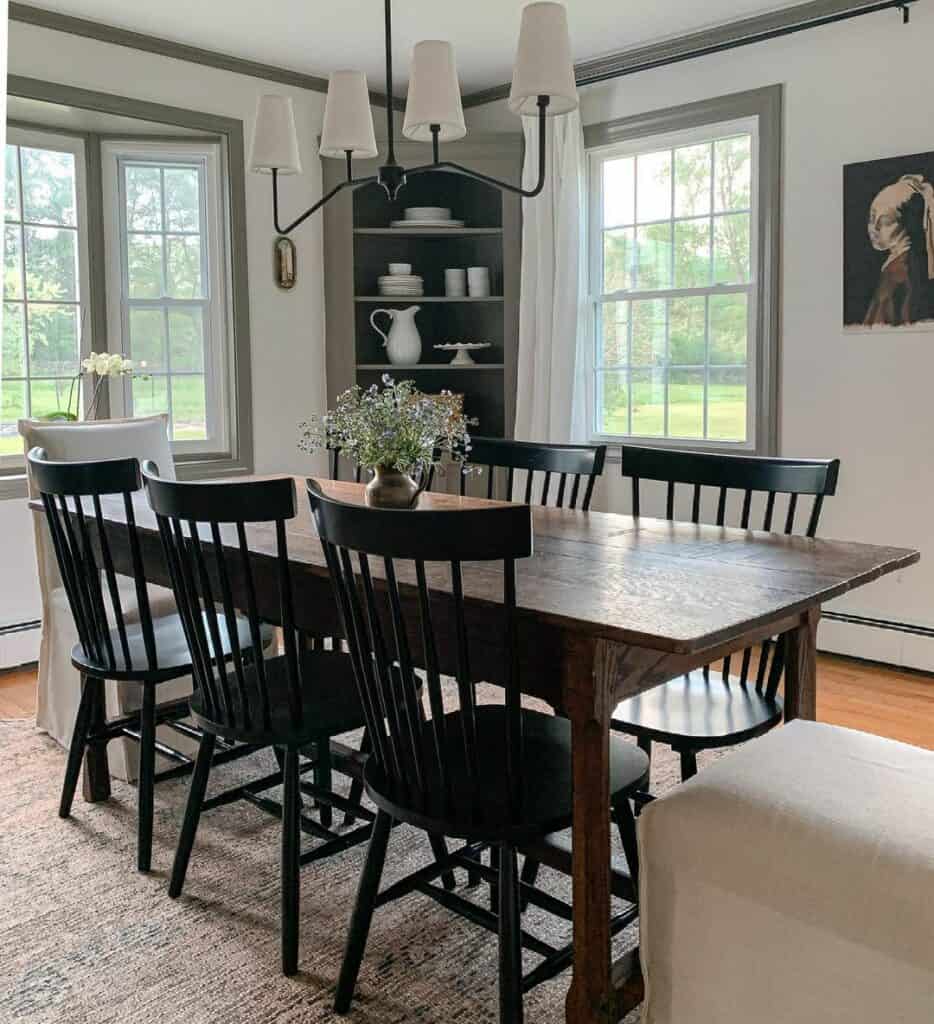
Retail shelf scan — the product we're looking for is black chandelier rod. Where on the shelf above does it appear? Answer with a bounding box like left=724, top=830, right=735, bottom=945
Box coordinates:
left=384, top=0, right=397, bottom=166
left=271, top=0, right=550, bottom=235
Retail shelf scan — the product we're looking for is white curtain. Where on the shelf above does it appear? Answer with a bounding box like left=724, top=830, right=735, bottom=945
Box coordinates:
left=514, top=109, right=589, bottom=443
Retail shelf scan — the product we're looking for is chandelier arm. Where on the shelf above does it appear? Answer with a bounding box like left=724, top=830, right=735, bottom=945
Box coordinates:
left=406, top=97, right=550, bottom=199
left=272, top=167, right=379, bottom=236
left=384, top=0, right=396, bottom=165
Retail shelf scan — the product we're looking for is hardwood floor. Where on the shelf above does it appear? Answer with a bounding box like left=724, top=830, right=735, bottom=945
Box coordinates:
left=0, top=665, right=39, bottom=719
left=2, top=654, right=933, bottom=747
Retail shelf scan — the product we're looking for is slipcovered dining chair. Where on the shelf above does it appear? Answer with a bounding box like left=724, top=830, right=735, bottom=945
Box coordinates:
left=20, top=415, right=181, bottom=781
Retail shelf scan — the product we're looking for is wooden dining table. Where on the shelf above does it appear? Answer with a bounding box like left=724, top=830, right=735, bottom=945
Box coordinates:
left=38, top=476, right=919, bottom=1024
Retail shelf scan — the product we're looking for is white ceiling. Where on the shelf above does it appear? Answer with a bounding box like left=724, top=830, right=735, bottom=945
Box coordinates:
left=25, top=0, right=810, bottom=95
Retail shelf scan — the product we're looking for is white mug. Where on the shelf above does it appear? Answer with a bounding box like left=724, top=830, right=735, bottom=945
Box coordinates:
left=467, top=266, right=490, bottom=297
left=445, top=268, right=467, bottom=296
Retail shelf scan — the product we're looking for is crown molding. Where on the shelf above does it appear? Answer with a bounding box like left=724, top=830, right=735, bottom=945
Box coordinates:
left=8, top=2, right=405, bottom=111
left=461, top=0, right=917, bottom=108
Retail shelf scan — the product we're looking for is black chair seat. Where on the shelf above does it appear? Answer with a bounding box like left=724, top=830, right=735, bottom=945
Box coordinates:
left=612, top=670, right=784, bottom=747
left=190, top=649, right=365, bottom=746
left=365, top=706, right=649, bottom=843
left=71, top=611, right=255, bottom=684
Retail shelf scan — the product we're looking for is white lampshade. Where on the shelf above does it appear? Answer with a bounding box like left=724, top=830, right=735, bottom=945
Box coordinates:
left=319, top=70, right=379, bottom=159
left=249, top=95, right=303, bottom=174
left=508, top=1, right=578, bottom=117
left=403, top=40, right=467, bottom=142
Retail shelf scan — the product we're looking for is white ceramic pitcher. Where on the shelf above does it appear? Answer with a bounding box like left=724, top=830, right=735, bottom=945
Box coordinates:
left=369, top=305, right=422, bottom=365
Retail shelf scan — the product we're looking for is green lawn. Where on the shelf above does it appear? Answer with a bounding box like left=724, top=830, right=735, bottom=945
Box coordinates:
left=602, top=382, right=747, bottom=442
left=0, top=374, right=207, bottom=454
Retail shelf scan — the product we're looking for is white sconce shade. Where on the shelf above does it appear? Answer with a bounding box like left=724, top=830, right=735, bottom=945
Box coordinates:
left=403, top=40, right=467, bottom=142
left=249, top=95, right=303, bottom=174
left=319, top=70, right=379, bottom=159
left=508, top=1, right=578, bottom=117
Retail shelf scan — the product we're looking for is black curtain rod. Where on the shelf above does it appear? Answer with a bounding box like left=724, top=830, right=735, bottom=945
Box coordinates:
left=576, top=0, right=919, bottom=89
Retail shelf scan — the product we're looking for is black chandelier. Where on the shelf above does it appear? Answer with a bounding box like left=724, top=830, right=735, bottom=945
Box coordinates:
left=249, top=0, right=579, bottom=236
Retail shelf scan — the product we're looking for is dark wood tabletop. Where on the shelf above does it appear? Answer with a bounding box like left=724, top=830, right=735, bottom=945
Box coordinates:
left=39, top=475, right=918, bottom=656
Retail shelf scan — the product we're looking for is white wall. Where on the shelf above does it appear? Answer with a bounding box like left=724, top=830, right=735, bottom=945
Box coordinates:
left=468, top=8, right=934, bottom=669
left=2, top=21, right=336, bottom=665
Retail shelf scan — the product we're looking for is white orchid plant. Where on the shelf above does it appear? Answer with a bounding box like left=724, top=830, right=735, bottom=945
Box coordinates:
left=45, top=351, right=147, bottom=422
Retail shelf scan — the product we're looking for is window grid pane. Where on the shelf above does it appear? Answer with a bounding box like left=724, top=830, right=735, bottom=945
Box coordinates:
left=592, top=129, right=752, bottom=443
left=121, top=158, right=209, bottom=439
left=1, top=143, right=84, bottom=433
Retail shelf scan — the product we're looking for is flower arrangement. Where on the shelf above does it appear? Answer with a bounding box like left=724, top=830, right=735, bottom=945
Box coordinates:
left=46, top=351, right=145, bottom=422
left=299, top=375, right=476, bottom=481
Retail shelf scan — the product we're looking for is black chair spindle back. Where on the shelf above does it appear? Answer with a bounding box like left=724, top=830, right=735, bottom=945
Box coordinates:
left=307, top=480, right=533, bottom=826
left=622, top=445, right=840, bottom=697
left=27, top=447, right=158, bottom=676
left=460, top=437, right=606, bottom=510
left=143, top=465, right=298, bottom=737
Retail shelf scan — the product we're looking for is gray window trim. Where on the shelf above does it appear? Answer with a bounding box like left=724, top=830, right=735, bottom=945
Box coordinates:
left=584, top=84, right=782, bottom=457
left=4, top=75, right=254, bottom=495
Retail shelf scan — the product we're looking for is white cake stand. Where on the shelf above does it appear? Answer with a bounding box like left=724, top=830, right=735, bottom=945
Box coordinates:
left=433, top=343, right=492, bottom=366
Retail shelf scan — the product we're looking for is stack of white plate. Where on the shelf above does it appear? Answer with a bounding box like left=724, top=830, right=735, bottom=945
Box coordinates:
left=377, top=274, right=424, bottom=297
left=391, top=206, right=465, bottom=229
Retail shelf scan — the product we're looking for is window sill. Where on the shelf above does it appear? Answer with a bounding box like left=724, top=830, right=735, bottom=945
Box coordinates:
left=594, top=437, right=770, bottom=462
left=0, top=475, right=28, bottom=501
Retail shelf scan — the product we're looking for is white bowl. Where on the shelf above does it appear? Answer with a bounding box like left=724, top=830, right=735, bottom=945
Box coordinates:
left=388, top=263, right=412, bottom=275
left=404, top=207, right=451, bottom=221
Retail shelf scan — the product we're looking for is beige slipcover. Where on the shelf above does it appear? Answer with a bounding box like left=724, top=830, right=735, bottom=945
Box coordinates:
left=638, top=720, right=934, bottom=1023
left=19, top=415, right=183, bottom=781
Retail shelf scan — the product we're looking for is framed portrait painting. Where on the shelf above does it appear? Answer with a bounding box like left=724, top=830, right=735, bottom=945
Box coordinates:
left=843, top=150, right=934, bottom=331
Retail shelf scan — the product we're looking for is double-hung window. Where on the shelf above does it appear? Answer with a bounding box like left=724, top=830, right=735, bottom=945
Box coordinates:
left=102, top=140, right=231, bottom=457
left=3, top=129, right=90, bottom=461
left=585, top=88, right=780, bottom=453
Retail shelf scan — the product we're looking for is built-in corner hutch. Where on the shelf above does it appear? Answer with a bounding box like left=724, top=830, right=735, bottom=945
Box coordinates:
left=323, top=135, right=522, bottom=440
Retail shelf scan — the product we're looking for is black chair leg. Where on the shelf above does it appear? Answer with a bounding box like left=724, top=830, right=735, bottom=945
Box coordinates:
left=465, top=846, right=482, bottom=888
left=489, top=845, right=500, bottom=912
left=679, top=748, right=698, bottom=781
left=343, top=731, right=371, bottom=827
left=614, top=796, right=640, bottom=893
left=314, top=738, right=333, bottom=829
left=518, top=856, right=541, bottom=912
left=59, top=675, right=96, bottom=819
left=281, top=747, right=301, bottom=976
left=637, top=734, right=652, bottom=788
left=334, top=809, right=392, bottom=1014
left=428, top=834, right=457, bottom=891
left=168, top=732, right=216, bottom=898
left=344, top=777, right=365, bottom=827
left=497, top=845, right=523, bottom=1024
left=137, top=685, right=156, bottom=873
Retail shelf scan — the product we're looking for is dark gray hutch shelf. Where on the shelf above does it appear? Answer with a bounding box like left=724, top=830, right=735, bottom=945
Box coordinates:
left=323, top=135, right=522, bottom=439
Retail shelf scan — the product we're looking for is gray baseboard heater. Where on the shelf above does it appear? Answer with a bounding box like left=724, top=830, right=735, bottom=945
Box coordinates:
left=0, top=619, right=41, bottom=638
left=822, top=611, right=934, bottom=639
left=2, top=614, right=933, bottom=640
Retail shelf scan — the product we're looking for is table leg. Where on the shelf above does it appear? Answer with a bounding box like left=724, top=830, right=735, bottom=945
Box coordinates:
left=784, top=607, right=820, bottom=721
left=81, top=675, right=112, bottom=803
left=565, top=636, right=615, bottom=1024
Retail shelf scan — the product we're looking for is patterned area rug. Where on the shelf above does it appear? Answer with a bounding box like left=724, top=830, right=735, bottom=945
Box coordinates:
left=0, top=714, right=723, bottom=1024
